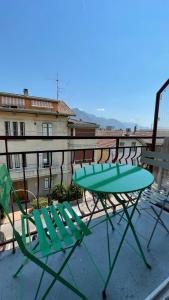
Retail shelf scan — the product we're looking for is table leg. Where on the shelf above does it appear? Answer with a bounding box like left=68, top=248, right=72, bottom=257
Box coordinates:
left=78, top=196, right=100, bottom=246
left=121, top=201, right=151, bottom=269
left=102, top=190, right=151, bottom=299
left=99, top=196, right=115, bottom=231
left=86, top=196, right=100, bottom=228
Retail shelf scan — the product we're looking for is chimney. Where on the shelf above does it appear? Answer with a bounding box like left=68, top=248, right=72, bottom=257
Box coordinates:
left=23, top=88, right=29, bottom=96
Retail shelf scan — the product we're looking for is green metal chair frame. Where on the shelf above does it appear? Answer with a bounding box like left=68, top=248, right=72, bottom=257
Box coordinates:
left=140, top=150, right=169, bottom=249
left=0, top=164, right=91, bottom=300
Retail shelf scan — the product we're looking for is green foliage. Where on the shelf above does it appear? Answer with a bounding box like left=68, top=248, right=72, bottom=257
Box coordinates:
left=51, top=184, right=67, bottom=203
left=51, top=183, right=83, bottom=203
left=67, top=183, right=83, bottom=202
left=31, top=197, right=48, bottom=209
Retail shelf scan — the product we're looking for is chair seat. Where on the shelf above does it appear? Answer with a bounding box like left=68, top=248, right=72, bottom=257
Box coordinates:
left=141, top=187, right=169, bottom=206
left=21, top=201, right=91, bottom=257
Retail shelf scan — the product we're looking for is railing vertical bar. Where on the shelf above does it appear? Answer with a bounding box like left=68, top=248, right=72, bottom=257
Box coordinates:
left=70, top=150, right=75, bottom=184
left=36, top=153, right=40, bottom=209
left=130, top=147, right=138, bottom=165
left=125, top=147, right=132, bottom=164
left=22, top=153, right=28, bottom=214
left=60, top=151, right=64, bottom=186
left=5, top=138, right=15, bottom=253
left=113, top=138, right=119, bottom=162
left=105, top=148, right=111, bottom=163
left=97, top=148, right=103, bottom=163
left=48, top=151, right=52, bottom=205
left=118, top=147, right=125, bottom=163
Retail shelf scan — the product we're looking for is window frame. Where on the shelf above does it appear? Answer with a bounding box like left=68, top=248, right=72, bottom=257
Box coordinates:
left=12, top=122, right=18, bottom=136
left=4, top=121, right=11, bottom=136
left=20, top=122, right=25, bottom=136
left=14, top=154, right=21, bottom=169
left=42, top=123, right=53, bottom=136
left=44, top=177, right=49, bottom=190
left=42, top=152, right=52, bottom=168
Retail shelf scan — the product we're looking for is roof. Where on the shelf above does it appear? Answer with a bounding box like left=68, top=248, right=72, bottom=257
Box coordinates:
left=97, top=139, right=116, bottom=148
left=68, top=118, right=99, bottom=128
left=0, top=90, right=59, bottom=102
left=140, top=138, right=164, bottom=145
left=0, top=91, right=75, bottom=116
left=57, top=101, right=75, bottom=116
left=96, top=129, right=125, bottom=136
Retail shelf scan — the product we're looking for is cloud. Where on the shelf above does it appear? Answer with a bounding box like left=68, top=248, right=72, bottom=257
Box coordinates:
left=96, top=108, right=105, bottom=112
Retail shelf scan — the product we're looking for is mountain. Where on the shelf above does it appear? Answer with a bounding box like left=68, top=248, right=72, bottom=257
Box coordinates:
left=72, top=108, right=139, bottom=130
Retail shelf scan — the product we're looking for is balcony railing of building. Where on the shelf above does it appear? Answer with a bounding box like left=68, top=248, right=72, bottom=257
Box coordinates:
left=0, top=135, right=163, bottom=252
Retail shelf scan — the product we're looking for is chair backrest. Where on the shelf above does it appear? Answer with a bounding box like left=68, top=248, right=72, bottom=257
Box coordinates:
left=0, top=164, right=13, bottom=215
left=141, top=151, right=169, bottom=170
left=0, top=164, right=29, bottom=252
left=0, top=164, right=25, bottom=223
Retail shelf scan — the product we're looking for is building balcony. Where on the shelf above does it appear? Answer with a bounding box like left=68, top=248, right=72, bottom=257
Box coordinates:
left=0, top=135, right=169, bottom=300
left=1, top=204, right=169, bottom=299
left=9, top=164, right=68, bottom=180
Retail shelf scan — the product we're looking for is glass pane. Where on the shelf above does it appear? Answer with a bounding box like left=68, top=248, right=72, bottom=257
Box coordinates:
left=13, top=122, right=18, bottom=136
left=4, top=121, right=10, bottom=136
left=48, top=124, right=52, bottom=136
left=44, top=178, right=49, bottom=189
left=42, top=123, right=47, bottom=136
left=20, top=122, right=25, bottom=136
left=14, top=154, right=20, bottom=168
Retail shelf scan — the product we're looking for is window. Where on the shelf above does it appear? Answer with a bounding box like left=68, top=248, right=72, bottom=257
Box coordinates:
left=14, top=154, right=20, bottom=168
left=44, top=178, right=49, bottom=189
left=4, top=121, right=25, bottom=136
left=5, top=121, right=10, bottom=136
left=70, top=128, right=74, bottom=136
left=42, top=152, right=52, bottom=167
left=2, top=96, right=25, bottom=108
left=22, top=153, right=27, bottom=168
left=13, top=122, right=18, bottom=136
left=119, top=142, right=125, bottom=152
left=131, top=141, right=136, bottom=150
left=7, top=154, right=21, bottom=169
left=7, top=155, right=13, bottom=169
left=32, top=100, right=53, bottom=108
left=20, top=122, right=25, bottom=136
left=42, top=123, right=52, bottom=136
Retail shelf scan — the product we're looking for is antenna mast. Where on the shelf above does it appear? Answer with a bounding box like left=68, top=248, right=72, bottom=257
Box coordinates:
left=56, top=73, right=59, bottom=100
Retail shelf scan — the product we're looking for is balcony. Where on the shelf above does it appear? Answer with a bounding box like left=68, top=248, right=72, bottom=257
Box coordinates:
left=0, top=135, right=169, bottom=300
left=1, top=202, right=169, bottom=299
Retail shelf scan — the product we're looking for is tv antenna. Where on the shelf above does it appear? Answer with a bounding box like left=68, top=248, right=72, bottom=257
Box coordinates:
left=47, top=74, right=69, bottom=100
left=56, top=73, right=59, bottom=100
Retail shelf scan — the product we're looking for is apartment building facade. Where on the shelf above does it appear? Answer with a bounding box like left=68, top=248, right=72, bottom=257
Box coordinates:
left=0, top=89, right=76, bottom=200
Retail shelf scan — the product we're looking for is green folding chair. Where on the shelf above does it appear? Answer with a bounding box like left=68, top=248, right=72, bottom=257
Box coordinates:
left=0, top=164, right=91, bottom=300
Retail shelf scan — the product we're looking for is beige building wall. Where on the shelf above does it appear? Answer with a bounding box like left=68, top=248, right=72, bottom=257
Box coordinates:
left=0, top=111, right=71, bottom=198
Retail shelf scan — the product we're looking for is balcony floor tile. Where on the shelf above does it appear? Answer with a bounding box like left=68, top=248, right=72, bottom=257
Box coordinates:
left=1, top=204, right=169, bottom=299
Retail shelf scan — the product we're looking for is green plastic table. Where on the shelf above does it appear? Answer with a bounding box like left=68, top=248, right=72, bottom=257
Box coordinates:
left=73, top=163, right=154, bottom=299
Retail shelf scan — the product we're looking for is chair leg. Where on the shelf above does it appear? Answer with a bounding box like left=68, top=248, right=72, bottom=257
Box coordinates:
left=147, top=206, right=169, bottom=249
left=13, top=241, right=39, bottom=278
left=38, top=260, right=87, bottom=300
left=34, top=257, right=48, bottom=300
left=151, top=206, right=169, bottom=234
left=35, top=240, right=87, bottom=300
left=13, top=257, right=29, bottom=278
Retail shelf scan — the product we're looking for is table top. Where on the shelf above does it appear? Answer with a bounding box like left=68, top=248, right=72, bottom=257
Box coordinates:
left=72, top=163, right=154, bottom=194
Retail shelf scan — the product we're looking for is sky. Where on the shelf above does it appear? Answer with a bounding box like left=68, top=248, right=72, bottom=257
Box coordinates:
left=0, top=0, right=169, bottom=127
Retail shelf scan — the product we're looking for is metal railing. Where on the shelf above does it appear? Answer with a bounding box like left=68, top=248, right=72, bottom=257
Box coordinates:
left=0, top=135, right=162, bottom=251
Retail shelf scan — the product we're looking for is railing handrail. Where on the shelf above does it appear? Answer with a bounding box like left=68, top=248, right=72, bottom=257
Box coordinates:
left=0, top=135, right=164, bottom=140
left=0, top=145, right=153, bottom=156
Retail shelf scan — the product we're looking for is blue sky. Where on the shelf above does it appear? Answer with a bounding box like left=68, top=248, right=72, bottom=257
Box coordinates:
left=0, top=0, right=169, bottom=127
